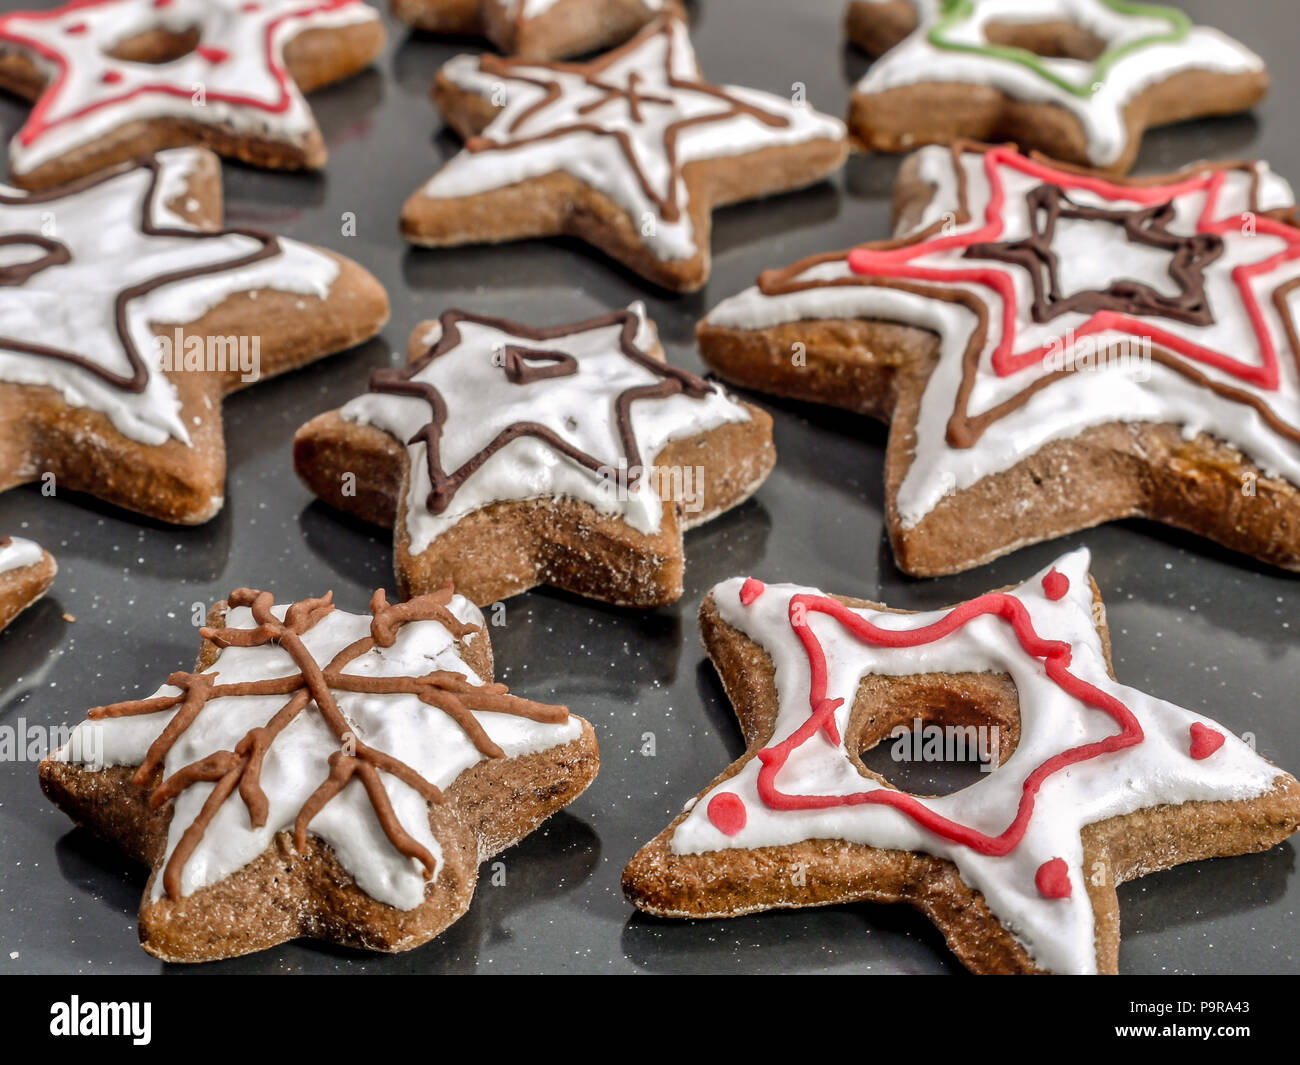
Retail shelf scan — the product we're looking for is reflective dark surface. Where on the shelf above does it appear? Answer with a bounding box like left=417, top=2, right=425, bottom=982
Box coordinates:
left=0, top=0, right=1296, bottom=974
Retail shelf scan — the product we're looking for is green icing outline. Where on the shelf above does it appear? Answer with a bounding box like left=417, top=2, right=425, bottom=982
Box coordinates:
left=926, top=0, right=1192, bottom=98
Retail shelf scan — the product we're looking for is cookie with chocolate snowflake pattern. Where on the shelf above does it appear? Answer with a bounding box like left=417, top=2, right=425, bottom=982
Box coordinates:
left=40, top=584, right=598, bottom=962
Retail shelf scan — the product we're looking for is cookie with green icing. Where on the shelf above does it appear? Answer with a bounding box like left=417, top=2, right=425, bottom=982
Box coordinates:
left=845, top=0, right=1268, bottom=174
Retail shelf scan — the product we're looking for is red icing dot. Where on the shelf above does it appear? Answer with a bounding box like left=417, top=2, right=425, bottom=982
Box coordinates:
left=707, top=793, right=747, bottom=836
left=1189, top=723, right=1225, bottom=760
left=197, top=46, right=230, bottom=65
left=1041, top=568, right=1069, bottom=601
left=739, top=578, right=765, bottom=606
left=1035, top=858, right=1072, bottom=899
left=242, top=1, right=262, bottom=9
left=65, top=22, right=88, bottom=34
left=101, top=70, right=124, bottom=84
left=153, top=0, right=175, bottom=8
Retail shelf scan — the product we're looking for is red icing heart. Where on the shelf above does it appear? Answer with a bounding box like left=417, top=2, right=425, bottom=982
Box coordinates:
left=740, top=578, right=765, bottom=605
left=1035, top=857, right=1072, bottom=899
left=707, top=793, right=747, bottom=836
left=1041, top=568, right=1070, bottom=601
left=1189, top=723, right=1225, bottom=760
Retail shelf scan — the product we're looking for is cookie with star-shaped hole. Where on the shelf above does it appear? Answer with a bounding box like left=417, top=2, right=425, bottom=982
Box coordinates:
left=401, top=15, right=847, bottom=292
left=0, top=0, right=385, bottom=189
left=393, top=0, right=680, bottom=61
left=0, top=535, right=55, bottom=633
left=40, top=583, right=598, bottom=962
left=622, top=548, right=1300, bottom=974
left=0, top=146, right=389, bottom=524
left=698, top=142, right=1300, bottom=575
left=844, top=0, right=1268, bottom=175
left=293, top=305, right=775, bottom=607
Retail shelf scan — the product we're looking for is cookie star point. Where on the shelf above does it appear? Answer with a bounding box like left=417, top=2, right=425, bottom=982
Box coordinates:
left=0, top=535, right=56, bottom=633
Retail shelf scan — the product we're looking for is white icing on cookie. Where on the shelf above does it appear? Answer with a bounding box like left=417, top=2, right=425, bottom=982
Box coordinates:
left=705, top=146, right=1300, bottom=529
left=671, top=549, right=1283, bottom=974
left=56, top=593, right=582, bottom=910
left=342, top=304, right=752, bottom=555
left=0, top=147, right=340, bottom=446
left=0, top=0, right=380, bottom=177
left=0, top=535, right=43, bottom=575
left=422, top=17, right=845, bottom=261
left=853, top=0, right=1265, bottom=167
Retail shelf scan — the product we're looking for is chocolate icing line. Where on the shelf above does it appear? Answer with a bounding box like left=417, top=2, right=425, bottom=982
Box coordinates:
left=0, top=155, right=282, bottom=396
left=964, top=183, right=1224, bottom=326
left=88, top=585, right=569, bottom=901
left=367, top=307, right=713, bottom=516
left=752, top=141, right=1300, bottom=451
left=463, top=18, right=790, bottom=226
left=0, top=232, right=70, bottom=285
left=501, top=345, right=578, bottom=384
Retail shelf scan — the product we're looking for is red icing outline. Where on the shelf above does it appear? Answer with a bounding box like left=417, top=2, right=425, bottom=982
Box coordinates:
left=750, top=580, right=1146, bottom=858
left=0, top=0, right=365, bottom=150
left=1189, top=722, right=1225, bottom=760
left=846, top=147, right=1300, bottom=391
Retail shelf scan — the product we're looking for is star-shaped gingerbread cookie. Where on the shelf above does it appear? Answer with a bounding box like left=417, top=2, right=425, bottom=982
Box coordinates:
left=0, top=0, right=385, bottom=189
left=401, top=15, right=848, bottom=291
left=844, top=0, right=1268, bottom=174
left=295, top=304, right=774, bottom=606
left=699, top=142, right=1300, bottom=575
left=623, top=548, right=1300, bottom=974
left=0, top=535, right=55, bottom=633
left=40, top=584, right=598, bottom=962
left=393, top=0, right=677, bottom=61
left=0, top=146, right=388, bottom=524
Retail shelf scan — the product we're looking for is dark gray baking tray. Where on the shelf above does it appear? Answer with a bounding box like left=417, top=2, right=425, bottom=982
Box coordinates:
left=0, top=0, right=1296, bottom=975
